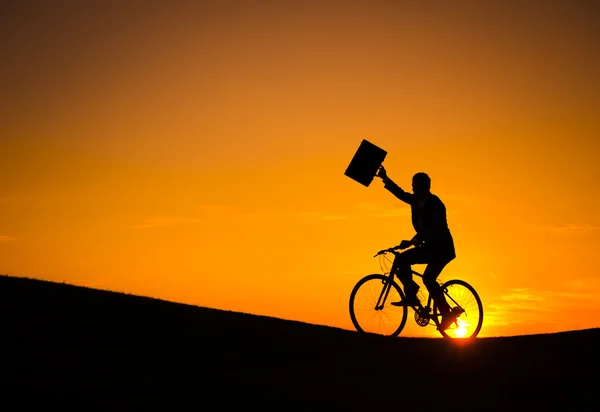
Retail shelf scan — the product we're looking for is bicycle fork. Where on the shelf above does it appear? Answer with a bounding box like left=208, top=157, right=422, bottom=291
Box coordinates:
left=375, top=275, right=394, bottom=310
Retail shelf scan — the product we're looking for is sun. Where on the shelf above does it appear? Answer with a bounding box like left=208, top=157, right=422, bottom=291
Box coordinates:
left=453, top=318, right=470, bottom=338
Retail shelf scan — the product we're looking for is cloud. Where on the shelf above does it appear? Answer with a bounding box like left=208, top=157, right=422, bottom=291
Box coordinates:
left=443, top=193, right=485, bottom=206
left=485, top=286, right=600, bottom=327
left=499, top=287, right=597, bottom=304
left=236, top=203, right=411, bottom=222
left=0, top=235, right=15, bottom=243
left=545, top=224, right=600, bottom=234
left=564, top=278, right=600, bottom=290
left=500, top=288, right=544, bottom=302
left=131, top=216, right=205, bottom=229
left=304, top=202, right=411, bottom=221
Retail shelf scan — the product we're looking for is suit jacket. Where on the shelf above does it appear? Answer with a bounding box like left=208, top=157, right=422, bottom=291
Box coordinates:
left=384, top=179, right=456, bottom=261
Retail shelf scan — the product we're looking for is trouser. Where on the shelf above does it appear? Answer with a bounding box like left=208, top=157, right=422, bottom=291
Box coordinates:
left=392, top=246, right=453, bottom=313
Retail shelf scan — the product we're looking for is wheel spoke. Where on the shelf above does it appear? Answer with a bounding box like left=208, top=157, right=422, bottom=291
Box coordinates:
left=349, top=275, right=408, bottom=337
left=435, top=280, right=483, bottom=339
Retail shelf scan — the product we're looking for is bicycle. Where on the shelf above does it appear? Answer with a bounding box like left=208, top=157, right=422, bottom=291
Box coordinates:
left=349, top=248, right=484, bottom=339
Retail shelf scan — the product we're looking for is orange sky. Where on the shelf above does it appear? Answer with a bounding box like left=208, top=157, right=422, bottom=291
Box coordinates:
left=1, top=1, right=599, bottom=337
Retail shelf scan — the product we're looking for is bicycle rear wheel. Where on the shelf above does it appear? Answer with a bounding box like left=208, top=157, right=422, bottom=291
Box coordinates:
left=349, top=274, right=408, bottom=337
left=434, top=279, right=483, bottom=339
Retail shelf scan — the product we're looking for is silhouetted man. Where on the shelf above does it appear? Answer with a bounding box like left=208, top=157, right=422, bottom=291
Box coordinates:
left=376, top=165, right=456, bottom=330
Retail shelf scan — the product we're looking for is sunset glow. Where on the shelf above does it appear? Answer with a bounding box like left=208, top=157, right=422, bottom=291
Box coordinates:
left=453, top=319, right=470, bottom=339
left=1, top=1, right=599, bottom=337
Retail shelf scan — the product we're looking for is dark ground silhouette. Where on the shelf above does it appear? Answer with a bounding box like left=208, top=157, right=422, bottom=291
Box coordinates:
left=0, top=275, right=597, bottom=410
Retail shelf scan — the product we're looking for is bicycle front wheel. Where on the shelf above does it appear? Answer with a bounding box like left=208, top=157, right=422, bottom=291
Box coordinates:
left=434, top=279, right=484, bottom=339
left=349, top=274, right=408, bottom=337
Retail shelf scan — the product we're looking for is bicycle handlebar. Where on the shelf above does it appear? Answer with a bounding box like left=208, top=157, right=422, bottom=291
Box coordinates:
left=374, top=239, right=416, bottom=257
left=374, top=248, right=397, bottom=257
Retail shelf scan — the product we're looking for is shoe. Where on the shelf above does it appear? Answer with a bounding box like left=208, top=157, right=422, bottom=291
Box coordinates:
left=439, top=311, right=458, bottom=331
left=391, top=295, right=420, bottom=307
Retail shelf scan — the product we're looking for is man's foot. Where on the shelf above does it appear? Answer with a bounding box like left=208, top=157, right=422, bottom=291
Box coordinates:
left=391, top=295, right=420, bottom=307
left=438, top=310, right=459, bottom=331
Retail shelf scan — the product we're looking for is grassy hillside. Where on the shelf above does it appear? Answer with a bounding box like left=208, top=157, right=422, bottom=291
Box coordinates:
left=0, top=275, right=597, bottom=410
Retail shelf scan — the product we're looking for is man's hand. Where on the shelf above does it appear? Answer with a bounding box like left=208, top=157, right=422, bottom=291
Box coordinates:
left=410, top=235, right=422, bottom=247
left=374, top=248, right=392, bottom=257
left=399, top=240, right=413, bottom=250
left=376, top=165, right=388, bottom=180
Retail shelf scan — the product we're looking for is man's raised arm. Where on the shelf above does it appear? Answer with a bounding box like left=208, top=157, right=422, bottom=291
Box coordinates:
left=382, top=178, right=413, bottom=205
left=377, top=166, right=413, bottom=205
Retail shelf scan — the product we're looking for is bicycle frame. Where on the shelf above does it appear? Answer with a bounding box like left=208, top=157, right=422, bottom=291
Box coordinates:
left=374, top=269, right=428, bottom=309
left=375, top=251, right=464, bottom=319
left=374, top=267, right=452, bottom=327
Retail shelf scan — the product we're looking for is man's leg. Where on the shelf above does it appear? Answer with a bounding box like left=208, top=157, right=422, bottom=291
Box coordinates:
left=390, top=247, right=428, bottom=306
left=422, top=260, right=451, bottom=313
left=423, top=259, right=460, bottom=330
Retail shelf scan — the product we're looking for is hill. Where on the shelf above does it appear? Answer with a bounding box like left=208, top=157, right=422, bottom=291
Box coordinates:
left=0, top=275, right=597, bottom=410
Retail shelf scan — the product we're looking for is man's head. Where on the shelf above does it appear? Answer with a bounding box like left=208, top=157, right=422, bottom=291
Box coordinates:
left=412, top=172, right=431, bottom=199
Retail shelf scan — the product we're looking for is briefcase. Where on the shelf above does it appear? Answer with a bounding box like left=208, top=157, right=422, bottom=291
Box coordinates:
left=344, top=139, right=387, bottom=187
